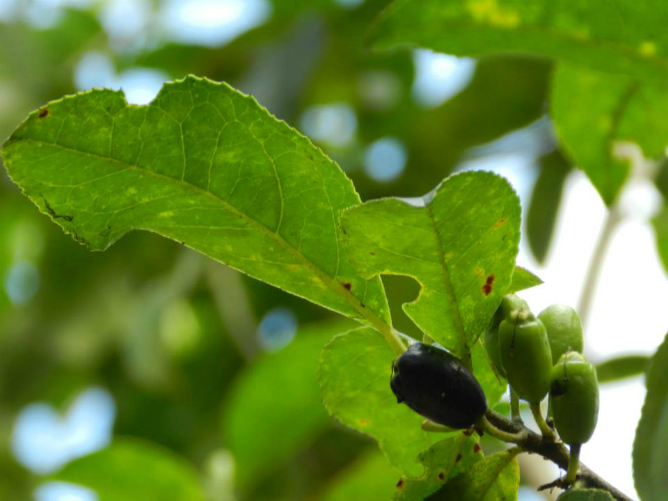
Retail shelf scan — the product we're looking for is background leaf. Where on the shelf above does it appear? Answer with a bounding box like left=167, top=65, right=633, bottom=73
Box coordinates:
left=596, top=355, right=649, bottom=384
left=557, top=488, right=615, bottom=500
left=393, top=435, right=482, bottom=501
left=653, top=208, right=668, bottom=276
left=370, top=0, right=668, bottom=79
left=1, top=76, right=391, bottom=328
left=224, top=321, right=352, bottom=490
left=51, top=438, right=206, bottom=501
left=633, top=331, right=668, bottom=500
left=551, top=64, right=668, bottom=205
left=527, top=150, right=571, bottom=263
left=320, top=451, right=399, bottom=501
left=340, top=171, right=521, bottom=360
left=429, top=449, right=520, bottom=501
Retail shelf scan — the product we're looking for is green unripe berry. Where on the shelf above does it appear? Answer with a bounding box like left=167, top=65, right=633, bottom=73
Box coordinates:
left=550, top=351, right=599, bottom=445
left=538, top=304, right=584, bottom=364
left=499, top=309, right=552, bottom=404
left=484, top=294, right=529, bottom=378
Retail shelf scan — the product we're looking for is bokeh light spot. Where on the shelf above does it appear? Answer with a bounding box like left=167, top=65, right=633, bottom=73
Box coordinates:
left=300, top=103, right=358, bottom=147
left=4, top=260, right=39, bottom=305
left=412, top=49, right=475, bottom=108
left=364, top=137, right=407, bottom=183
left=35, top=482, right=99, bottom=501
left=258, top=308, right=297, bottom=351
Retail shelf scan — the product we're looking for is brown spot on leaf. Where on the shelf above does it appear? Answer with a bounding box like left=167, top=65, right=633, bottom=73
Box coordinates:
left=493, top=217, right=506, bottom=229
left=474, top=443, right=481, bottom=453
left=370, top=252, right=376, bottom=256
left=455, top=454, right=462, bottom=463
left=358, top=418, right=368, bottom=426
left=396, top=479, right=404, bottom=489
left=482, top=274, right=495, bottom=296
left=342, top=282, right=352, bottom=291
left=437, top=472, right=445, bottom=480
left=39, top=108, right=49, bottom=118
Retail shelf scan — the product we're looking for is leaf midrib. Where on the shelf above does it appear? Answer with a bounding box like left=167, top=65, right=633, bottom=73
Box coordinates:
left=7, top=136, right=391, bottom=332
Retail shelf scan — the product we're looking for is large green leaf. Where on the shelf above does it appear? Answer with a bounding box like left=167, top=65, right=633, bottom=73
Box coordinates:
left=224, top=321, right=352, bottom=489
left=557, top=488, right=614, bottom=501
left=552, top=64, right=668, bottom=205
left=340, top=171, right=521, bottom=360
left=653, top=208, right=668, bottom=276
left=369, top=0, right=668, bottom=79
left=634, top=331, right=668, bottom=500
left=394, top=435, right=482, bottom=500
left=0, top=76, right=391, bottom=329
left=51, top=438, right=206, bottom=501
left=321, top=451, right=399, bottom=501
left=527, top=151, right=571, bottom=264
left=319, top=327, right=440, bottom=476
left=429, top=450, right=520, bottom=501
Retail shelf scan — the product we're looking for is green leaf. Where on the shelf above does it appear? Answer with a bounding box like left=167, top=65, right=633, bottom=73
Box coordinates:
left=51, top=438, right=206, bottom=501
left=551, top=64, right=668, bottom=205
left=340, top=171, right=521, bottom=359
left=369, top=0, right=668, bottom=79
left=527, top=151, right=571, bottom=263
left=508, top=266, right=543, bottom=294
left=429, top=449, right=520, bottom=500
left=557, top=488, right=615, bottom=500
left=634, top=331, right=668, bottom=501
left=0, top=76, right=391, bottom=328
left=319, top=327, right=440, bottom=476
left=393, top=435, right=483, bottom=500
left=596, top=354, right=650, bottom=384
left=653, top=208, right=668, bottom=276
left=321, top=452, right=399, bottom=501
left=224, top=321, right=352, bottom=489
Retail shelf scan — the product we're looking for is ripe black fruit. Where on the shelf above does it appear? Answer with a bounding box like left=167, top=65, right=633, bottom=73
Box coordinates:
left=390, top=343, right=487, bottom=429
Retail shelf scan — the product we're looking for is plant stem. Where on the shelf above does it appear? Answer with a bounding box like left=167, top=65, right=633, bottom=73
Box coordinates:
left=510, top=388, right=522, bottom=423
left=421, top=419, right=455, bottom=433
left=476, top=415, right=527, bottom=444
left=530, top=403, right=556, bottom=440
left=484, top=409, right=633, bottom=501
left=565, top=443, right=582, bottom=484
left=577, top=205, right=621, bottom=329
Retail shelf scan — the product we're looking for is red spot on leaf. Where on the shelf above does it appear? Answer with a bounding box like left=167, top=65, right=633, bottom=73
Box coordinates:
left=396, top=479, right=404, bottom=489
left=437, top=472, right=445, bottom=480
left=482, top=274, right=495, bottom=296
left=474, top=443, right=481, bottom=453
left=493, top=217, right=506, bottom=229
left=342, top=282, right=352, bottom=291
left=39, top=108, right=49, bottom=118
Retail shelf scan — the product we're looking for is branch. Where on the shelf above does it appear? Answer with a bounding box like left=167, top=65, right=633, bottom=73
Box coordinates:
left=483, top=409, right=635, bottom=501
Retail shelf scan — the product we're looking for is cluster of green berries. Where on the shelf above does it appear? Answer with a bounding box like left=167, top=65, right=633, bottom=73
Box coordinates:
left=485, top=296, right=599, bottom=447
left=389, top=295, right=599, bottom=450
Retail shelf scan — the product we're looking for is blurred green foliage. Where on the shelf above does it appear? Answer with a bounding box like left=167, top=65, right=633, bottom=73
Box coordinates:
left=1, top=1, right=667, bottom=500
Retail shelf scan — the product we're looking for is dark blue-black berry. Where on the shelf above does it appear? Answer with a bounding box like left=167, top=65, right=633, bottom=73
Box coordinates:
left=390, top=342, right=487, bottom=429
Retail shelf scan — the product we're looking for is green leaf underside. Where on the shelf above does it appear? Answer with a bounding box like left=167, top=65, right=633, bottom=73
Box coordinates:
left=596, top=354, right=649, bottom=384
left=340, top=171, right=521, bottom=359
left=557, top=488, right=615, bottom=501
left=370, top=0, right=668, bottom=80
left=507, top=266, right=543, bottom=294
left=225, top=322, right=352, bottom=489
left=51, top=439, right=206, bottom=501
left=552, top=64, right=668, bottom=205
left=321, top=452, right=399, bottom=501
left=1, top=76, right=390, bottom=327
left=429, top=450, right=520, bottom=501
left=653, top=208, right=668, bottom=276
left=393, top=435, right=482, bottom=500
left=319, top=327, right=441, bottom=476
left=633, top=331, right=668, bottom=501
